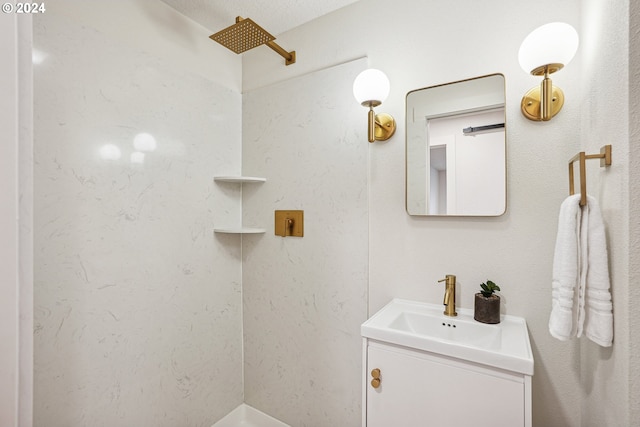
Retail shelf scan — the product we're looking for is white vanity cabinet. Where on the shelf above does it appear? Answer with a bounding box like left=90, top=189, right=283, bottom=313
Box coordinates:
left=363, top=340, right=530, bottom=427
left=361, top=299, right=534, bottom=427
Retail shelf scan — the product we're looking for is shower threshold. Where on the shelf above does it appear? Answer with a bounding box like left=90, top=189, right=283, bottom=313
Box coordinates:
left=212, top=403, right=290, bottom=427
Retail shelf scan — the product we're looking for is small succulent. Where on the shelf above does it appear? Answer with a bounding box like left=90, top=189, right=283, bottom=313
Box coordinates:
left=480, top=280, right=501, bottom=298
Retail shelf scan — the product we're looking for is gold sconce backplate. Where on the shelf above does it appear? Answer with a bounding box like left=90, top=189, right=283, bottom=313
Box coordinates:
left=521, top=85, right=565, bottom=121
left=374, top=113, right=396, bottom=141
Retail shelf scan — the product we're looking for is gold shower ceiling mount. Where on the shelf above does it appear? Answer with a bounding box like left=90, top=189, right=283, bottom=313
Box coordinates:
left=209, top=16, right=296, bottom=66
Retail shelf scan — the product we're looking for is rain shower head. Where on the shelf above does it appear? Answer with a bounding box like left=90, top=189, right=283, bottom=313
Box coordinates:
left=210, top=17, right=274, bottom=54
left=209, top=16, right=296, bottom=66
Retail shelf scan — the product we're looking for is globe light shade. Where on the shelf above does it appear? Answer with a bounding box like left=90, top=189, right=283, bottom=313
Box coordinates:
left=518, top=22, right=579, bottom=75
left=353, top=69, right=390, bottom=105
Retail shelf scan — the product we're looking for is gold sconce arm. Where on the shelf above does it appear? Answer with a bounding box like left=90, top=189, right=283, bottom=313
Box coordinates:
left=368, top=106, right=376, bottom=143
left=521, top=64, right=565, bottom=121
left=363, top=102, right=395, bottom=143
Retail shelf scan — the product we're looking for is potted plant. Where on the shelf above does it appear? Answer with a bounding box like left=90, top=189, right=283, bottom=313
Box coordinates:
left=474, top=280, right=501, bottom=324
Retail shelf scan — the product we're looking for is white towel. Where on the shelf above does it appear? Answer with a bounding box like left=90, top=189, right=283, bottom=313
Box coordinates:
left=582, top=196, right=613, bottom=346
left=549, top=195, right=582, bottom=341
left=549, top=195, right=613, bottom=346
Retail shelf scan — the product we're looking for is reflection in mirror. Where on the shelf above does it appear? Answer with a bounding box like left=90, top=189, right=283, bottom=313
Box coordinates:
left=406, top=74, right=506, bottom=216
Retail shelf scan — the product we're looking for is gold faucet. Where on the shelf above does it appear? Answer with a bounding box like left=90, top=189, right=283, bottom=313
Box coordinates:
left=438, top=275, right=457, bottom=317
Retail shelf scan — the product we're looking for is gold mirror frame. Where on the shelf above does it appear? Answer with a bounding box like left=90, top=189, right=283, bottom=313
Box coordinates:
left=405, top=74, right=507, bottom=217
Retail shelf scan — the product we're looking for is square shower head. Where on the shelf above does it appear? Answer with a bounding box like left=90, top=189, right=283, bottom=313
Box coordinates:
left=209, top=18, right=275, bottom=54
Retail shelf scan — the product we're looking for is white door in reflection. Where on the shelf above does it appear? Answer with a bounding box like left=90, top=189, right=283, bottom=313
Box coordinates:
left=427, top=109, right=505, bottom=216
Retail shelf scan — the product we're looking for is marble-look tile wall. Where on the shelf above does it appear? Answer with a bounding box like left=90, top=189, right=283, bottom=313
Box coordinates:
left=241, top=59, right=369, bottom=427
left=33, top=11, right=243, bottom=427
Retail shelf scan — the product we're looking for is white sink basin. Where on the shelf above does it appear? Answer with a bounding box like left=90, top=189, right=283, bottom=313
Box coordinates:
left=361, top=299, right=533, bottom=375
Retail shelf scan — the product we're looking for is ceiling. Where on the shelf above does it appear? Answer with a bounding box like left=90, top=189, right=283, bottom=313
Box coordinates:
left=160, top=0, right=360, bottom=36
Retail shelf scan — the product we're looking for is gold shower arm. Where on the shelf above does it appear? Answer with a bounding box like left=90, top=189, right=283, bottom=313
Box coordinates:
left=266, top=40, right=296, bottom=66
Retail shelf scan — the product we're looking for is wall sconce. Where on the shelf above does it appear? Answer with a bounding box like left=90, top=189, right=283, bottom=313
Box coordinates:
left=518, top=22, right=579, bottom=121
left=353, top=68, right=396, bottom=143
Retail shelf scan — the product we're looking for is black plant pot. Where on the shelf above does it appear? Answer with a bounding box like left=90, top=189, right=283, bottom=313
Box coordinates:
left=474, top=293, right=501, bottom=324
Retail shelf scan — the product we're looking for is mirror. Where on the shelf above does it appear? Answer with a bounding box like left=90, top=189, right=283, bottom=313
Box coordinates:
left=406, top=74, right=506, bottom=216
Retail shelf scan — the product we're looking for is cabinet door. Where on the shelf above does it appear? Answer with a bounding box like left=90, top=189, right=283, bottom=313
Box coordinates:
left=366, top=343, right=524, bottom=427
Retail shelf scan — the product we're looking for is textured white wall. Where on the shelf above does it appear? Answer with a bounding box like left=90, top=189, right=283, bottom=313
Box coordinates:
left=579, top=1, right=630, bottom=425
left=629, top=1, right=640, bottom=424
left=0, top=13, right=20, bottom=427
left=17, top=15, right=34, bottom=427
left=0, top=13, right=33, bottom=427
left=45, top=0, right=242, bottom=92
left=241, top=59, right=368, bottom=427
left=242, top=0, right=635, bottom=425
left=33, top=2, right=244, bottom=426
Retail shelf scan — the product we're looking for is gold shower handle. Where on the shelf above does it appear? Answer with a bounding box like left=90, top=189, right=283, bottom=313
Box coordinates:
left=285, top=217, right=294, bottom=237
left=274, top=210, right=303, bottom=237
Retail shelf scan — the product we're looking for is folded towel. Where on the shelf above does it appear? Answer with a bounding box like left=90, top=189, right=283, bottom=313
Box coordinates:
left=549, top=195, right=582, bottom=341
left=582, top=196, right=613, bottom=347
left=549, top=194, right=613, bottom=346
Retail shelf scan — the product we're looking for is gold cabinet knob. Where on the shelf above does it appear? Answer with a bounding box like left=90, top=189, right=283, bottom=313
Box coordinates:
left=370, top=368, right=381, bottom=388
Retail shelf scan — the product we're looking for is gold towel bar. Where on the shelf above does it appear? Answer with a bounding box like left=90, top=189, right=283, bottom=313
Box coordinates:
left=568, top=145, right=612, bottom=206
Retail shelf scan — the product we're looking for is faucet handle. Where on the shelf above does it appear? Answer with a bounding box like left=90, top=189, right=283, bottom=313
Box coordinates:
left=438, top=275, right=456, bottom=286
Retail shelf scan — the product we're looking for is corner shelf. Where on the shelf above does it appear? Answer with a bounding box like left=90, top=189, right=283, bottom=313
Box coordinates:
left=214, top=176, right=266, bottom=183
left=213, top=227, right=266, bottom=234
left=213, top=175, right=266, bottom=234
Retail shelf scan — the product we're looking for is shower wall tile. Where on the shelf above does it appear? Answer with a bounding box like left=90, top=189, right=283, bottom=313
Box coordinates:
left=242, top=59, right=369, bottom=427
left=33, top=11, right=243, bottom=427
